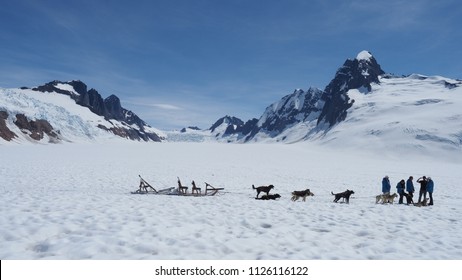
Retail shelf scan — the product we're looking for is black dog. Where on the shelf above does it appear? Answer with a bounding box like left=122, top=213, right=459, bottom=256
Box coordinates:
left=255, top=194, right=281, bottom=200
left=404, top=193, right=414, bottom=205
left=331, top=189, right=355, bottom=204
left=252, top=184, right=274, bottom=198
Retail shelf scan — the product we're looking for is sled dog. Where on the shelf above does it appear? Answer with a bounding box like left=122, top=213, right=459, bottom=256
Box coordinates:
left=384, top=193, right=398, bottom=204
left=331, top=189, right=355, bottom=204
left=252, top=184, right=274, bottom=198
left=255, top=194, right=281, bottom=200
left=414, top=198, right=429, bottom=207
left=376, top=193, right=398, bottom=204
left=291, top=189, right=314, bottom=202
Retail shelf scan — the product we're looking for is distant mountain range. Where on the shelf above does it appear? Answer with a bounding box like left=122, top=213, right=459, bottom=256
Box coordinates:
left=2, top=50, right=462, bottom=156
left=184, top=50, right=387, bottom=142
left=171, top=51, right=462, bottom=154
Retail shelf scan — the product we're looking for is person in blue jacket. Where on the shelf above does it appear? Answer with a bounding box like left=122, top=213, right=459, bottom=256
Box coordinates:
left=426, top=177, right=434, bottom=206
left=406, top=176, right=415, bottom=199
left=382, top=176, right=391, bottom=194
left=396, top=179, right=406, bottom=204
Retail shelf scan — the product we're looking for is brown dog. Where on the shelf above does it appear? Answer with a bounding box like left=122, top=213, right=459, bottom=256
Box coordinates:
left=414, top=198, right=429, bottom=207
left=291, top=189, right=314, bottom=202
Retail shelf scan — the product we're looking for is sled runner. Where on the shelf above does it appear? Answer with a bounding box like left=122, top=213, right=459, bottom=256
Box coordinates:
left=204, top=182, right=224, bottom=196
left=131, top=176, right=224, bottom=196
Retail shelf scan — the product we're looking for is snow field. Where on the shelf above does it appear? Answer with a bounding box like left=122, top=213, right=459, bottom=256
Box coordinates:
left=0, top=142, right=461, bottom=259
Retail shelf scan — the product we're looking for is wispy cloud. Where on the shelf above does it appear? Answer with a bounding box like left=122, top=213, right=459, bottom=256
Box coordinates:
left=124, top=97, right=183, bottom=111
left=149, top=104, right=182, bottom=110
left=345, top=0, right=435, bottom=31
left=2, top=0, right=461, bottom=130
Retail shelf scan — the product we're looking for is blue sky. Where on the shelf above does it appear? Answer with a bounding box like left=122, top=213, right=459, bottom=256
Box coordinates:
left=1, top=0, right=461, bottom=130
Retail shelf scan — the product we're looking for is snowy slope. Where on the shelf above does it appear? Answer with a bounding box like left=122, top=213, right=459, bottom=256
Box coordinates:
left=0, top=142, right=461, bottom=259
left=253, top=88, right=324, bottom=141
left=0, top=86, right=165, bottom=144
left=167, top=73, right=462, bottom=158
left=165, top=128, right=211, bottom=142
left=312, top=74, right=462, bottom=158
left=225, top=74, right=462, bottom=160
left=189, top=52, right=461, bottom=161
left=0, top=88, right=111, bottom=143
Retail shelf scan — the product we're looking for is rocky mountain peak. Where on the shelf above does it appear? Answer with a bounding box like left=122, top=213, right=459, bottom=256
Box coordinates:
left=255, top=87, right=324, bottom=135
left=209, top=116, right=244, bottom=133
left=205, top=50, right=388, bottom=141
left=104, top=94, right=124, bottom=121
left=317, top=51, right=385, bottom=127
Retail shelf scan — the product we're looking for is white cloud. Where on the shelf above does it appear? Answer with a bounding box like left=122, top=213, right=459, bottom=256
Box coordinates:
left=150, top=104, right=182, bottom=110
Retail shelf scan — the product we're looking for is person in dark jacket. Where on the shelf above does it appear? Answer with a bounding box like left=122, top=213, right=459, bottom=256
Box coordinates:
left=417, top=176, right=428, bottom=203
left=382, top=176, right=391, bottom=194
left=426, top=177, right=434, bottom=206
left=406, top=176, right=415, bottom=199
left=396, top=179, right=406, bottom=204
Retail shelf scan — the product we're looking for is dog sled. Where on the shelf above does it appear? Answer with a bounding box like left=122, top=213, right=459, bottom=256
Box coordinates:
left=131, top=175, right=224, bottom=197
left=131, top=175, right=175, bottom=194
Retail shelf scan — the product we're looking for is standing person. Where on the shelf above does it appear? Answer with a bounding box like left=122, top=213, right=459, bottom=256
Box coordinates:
left=417, top=176, right=428, bottom=203
left=406, top=176, right=415, bottom=199
left=426, top=177, right=434, bottom=206
left=396, top=179, right=406, bottom=204
left=382, top=176, right=391, bottom=194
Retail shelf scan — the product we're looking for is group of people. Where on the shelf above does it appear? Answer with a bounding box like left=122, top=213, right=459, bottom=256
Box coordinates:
left=382, top=175, right=434, bottom=205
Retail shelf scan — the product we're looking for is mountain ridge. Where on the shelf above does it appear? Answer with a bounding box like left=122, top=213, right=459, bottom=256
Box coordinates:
left=174, top=51, right=462, bottom=156
left=0, top=80, right=163, bottom=143
left=200, top=50, right=387, bottom=142
left=2, top=50, right=462, bottom=156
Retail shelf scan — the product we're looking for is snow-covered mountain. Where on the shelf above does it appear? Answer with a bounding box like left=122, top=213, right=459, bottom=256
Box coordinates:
left=208, top=116, right=258, bottom=140
left=317, top=50, right=385, bottom=127
left=183, top=51, right=462, bottom=156
left=317, top=74, right=462, bottom=155
left=209, top=115, right=244, bottom=135
left=245, top=87, right=324, bottom=141
left=0, top=80, right=164, bottom=143
left=3, top=51, right=461, bottom=156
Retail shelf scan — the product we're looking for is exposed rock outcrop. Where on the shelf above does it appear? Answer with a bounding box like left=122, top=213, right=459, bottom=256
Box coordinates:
left=13, top=114, right=60, bottom=142
left=0, top=111, right=17, bottom=141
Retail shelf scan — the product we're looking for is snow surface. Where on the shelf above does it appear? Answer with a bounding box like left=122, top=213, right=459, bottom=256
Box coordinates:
left=54, top=83, right=80, bottom=96
left=1, top=142, right=461, bottom=260
left=356, top=50, right=373, bottom=61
